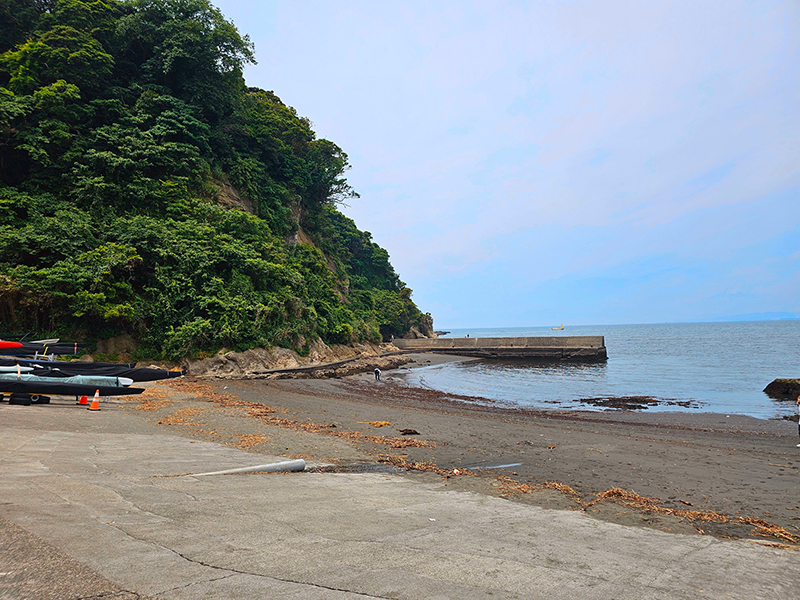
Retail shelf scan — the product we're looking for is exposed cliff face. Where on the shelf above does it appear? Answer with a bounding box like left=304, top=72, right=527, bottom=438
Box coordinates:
left=211, top=178, right=256, bottom=214
left=400, top=313, right=436, bottom=339
left=186, top=339, right=408, bottom=379
left=402, top=326, right=429, bottom=339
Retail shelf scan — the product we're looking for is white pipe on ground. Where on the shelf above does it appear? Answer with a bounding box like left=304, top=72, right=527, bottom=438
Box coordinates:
left=190, top=459, right=306, bottom=477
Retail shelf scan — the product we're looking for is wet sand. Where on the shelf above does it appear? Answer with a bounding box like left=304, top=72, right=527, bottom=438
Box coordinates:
left=138, top=354, right=800, bottom=546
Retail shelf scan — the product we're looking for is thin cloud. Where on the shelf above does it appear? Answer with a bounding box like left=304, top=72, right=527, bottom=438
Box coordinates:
left=212, top=0, right=799, bottom=326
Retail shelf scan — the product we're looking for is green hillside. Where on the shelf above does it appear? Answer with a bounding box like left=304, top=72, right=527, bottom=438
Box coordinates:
left=0, top=0, right=432, bottom=358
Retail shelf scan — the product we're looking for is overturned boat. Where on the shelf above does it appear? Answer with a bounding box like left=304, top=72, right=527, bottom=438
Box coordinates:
left=0, top=372, right=135, bottom=388
left=0, top=337, right=183, bottom=405
left=0, top=358, right=184, bottom=382
left=0, top=341, right=87, bottom=358
left=0, top=377, right=144, bottom=405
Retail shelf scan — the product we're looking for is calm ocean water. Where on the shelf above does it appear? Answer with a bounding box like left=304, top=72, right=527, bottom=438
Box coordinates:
left=394, top=321, right=800, bottom=420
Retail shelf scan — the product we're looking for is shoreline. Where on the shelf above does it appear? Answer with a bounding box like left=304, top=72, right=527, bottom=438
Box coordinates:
left=4, top=384, right=798, bottom=599
left=384, top=352, right=797, bottom=422
left=136, top=368, right=800, bottom=547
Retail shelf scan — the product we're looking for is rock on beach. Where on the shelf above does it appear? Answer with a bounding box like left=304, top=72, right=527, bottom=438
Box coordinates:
left=763, top=378, right=800, bottom=399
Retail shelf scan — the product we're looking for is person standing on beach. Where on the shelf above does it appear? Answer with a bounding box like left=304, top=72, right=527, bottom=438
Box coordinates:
left=796, top=396, right=800, bottom=447
left=374, top=367, right=381, bottom=381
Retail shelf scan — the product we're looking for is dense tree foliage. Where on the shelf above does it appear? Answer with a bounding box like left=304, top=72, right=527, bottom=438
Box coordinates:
left=0, top=0, right=431, bottom=358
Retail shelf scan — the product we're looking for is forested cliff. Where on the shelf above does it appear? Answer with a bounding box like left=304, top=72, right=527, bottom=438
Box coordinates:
left=0, top=0, right=432, bottom=359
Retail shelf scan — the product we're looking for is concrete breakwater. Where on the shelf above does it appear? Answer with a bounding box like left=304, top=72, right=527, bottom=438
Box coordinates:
left=393, top=336, right=607, bottom=361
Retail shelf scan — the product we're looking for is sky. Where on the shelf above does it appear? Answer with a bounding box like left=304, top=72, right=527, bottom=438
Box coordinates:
left=212, top=0, right=799, bottom=328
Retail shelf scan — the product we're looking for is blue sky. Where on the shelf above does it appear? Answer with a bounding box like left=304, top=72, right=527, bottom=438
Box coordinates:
left=212, top=0, right=799, bottom=328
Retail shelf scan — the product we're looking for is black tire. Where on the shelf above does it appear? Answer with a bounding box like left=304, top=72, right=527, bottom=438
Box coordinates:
left=30, top=395, right=50, bottom=404
left=9, top=393, right=31, bottom=406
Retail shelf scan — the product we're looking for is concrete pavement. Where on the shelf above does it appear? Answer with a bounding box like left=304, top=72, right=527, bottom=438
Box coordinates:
left=1, top=399, right=798, bottom=599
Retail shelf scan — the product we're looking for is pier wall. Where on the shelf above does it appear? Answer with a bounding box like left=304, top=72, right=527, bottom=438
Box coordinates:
left=392, top=336, right=607, bottom=361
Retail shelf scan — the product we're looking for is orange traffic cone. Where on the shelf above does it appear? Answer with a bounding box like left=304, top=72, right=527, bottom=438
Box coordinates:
left=87, top=390, right=100, bottom=411
left=77, top=395, right=89, bottom=405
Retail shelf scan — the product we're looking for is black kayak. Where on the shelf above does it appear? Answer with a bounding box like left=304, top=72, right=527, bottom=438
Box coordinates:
left=0, top=357, right=136, bottom=370
left=0, top=342, right=88, bottom=356
left=0, top=380, right=144, bottom=397
left=0, top=358, right=184, bottom=381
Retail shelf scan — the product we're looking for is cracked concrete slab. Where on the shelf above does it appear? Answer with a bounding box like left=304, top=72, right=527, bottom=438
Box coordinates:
left=1, top=401, right=798, bottom=599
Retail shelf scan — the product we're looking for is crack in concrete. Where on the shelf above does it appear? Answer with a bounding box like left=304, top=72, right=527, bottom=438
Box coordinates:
left=109, top=523, right=392, bottom=599
left=155, top=572, right=237, bottom=595
left=165, top=487, right=198, bottom=502
left=75, top=590, right=149, bottom=599
left=637, top=538, right=712, bottom=590
left=3, top=434, right=43, bottom=455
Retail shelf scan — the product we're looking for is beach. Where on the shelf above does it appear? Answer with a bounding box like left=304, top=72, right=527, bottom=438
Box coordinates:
left=149, top=353, right=799, bottom=543
left=2, top=354, right=799, bottom=599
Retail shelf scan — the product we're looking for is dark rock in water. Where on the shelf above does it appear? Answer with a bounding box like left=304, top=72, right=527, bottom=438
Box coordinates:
left=581, top=396, right=698, bottom=410
left=583, top=396, right=660, bottom=410
left=763, top=378, right=800, bottom=399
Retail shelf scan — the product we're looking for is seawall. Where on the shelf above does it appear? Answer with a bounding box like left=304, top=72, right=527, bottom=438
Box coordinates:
left=392, top=336, right=607, bottom=361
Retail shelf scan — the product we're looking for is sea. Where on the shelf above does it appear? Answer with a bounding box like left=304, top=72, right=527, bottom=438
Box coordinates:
left=393, top=321, right=800, bottom=421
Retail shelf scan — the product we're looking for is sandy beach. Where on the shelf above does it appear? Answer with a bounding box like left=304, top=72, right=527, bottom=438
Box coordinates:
left=139, top=353, right=800, bottom=546
left=3, top=353, right=800, bottom=599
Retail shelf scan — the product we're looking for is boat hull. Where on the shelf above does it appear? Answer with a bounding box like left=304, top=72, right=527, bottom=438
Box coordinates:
left=0, top=380, right=144, bottom=397
left=0, top=358, right=183, bottom=381
left=0, top=342, right=87, bottom=356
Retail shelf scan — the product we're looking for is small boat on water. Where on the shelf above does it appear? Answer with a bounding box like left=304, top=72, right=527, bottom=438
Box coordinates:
left=550, top=324, right=564, bottom=330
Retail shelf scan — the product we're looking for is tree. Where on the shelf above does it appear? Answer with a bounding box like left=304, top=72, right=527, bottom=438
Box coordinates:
left=2, top=24, right=114, bottom=94
left=302, top=139, right=359, bottom=209
left=0, top=0, right=51, bottom=57
left=116, top=0, right=255, bottom=119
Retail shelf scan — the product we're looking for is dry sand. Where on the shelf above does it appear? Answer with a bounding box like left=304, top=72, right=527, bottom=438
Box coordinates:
left=130, top=353, right=800, bottom=548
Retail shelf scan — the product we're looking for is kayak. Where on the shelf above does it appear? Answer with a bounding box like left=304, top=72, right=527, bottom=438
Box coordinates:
left=0, top=358, right=183, bottom=381
left=0, top=379, right=143, bottom=397
left=0, top=373, right=134, bottom=387
left=0, top=357, right=136, bottom=370
left=0, top=341, right=87, bottom=356
left=0, top=341, right=23, bottom=349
